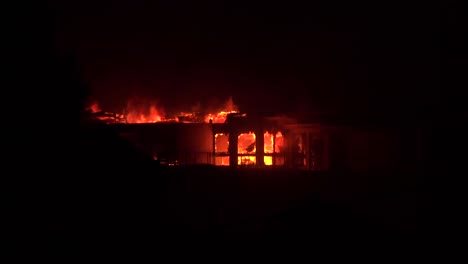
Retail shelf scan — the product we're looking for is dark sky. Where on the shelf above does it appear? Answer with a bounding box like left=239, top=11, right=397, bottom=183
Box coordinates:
left=49, top=0, right=441, bottom=121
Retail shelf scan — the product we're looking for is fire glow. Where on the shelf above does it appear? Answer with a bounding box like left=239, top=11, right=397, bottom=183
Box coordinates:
left=87, top=97, right=238, bottom=124
left=86, top=96, right=286, bottom=167
left=214, top=131, right=284, bottom=166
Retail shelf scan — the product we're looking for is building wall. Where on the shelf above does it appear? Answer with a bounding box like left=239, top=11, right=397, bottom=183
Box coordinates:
left=112, top=121, right=405, bottom=171
left=346, top=128, right=399, bottom=172
left=325, top=126, right=400, bottom=172
left=112, top=123, right=213, bottom=164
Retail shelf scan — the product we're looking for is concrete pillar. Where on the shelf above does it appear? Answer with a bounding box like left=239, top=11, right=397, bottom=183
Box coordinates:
left=286, top=132, right=293, bottom=168
left=255, top=127, right=264, bottom=167
left=305, top=132, right=311, bottom=170
left=272, top=132, right=276, bottom=166
left=322, top=133, right=329, bottom=170
left=212, top=131, right=216, bottom=165
left=228, top=131, right=238, bottom=168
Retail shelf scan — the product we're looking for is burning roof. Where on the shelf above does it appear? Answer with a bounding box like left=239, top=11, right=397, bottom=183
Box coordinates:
left=85, top=97, right=239, bottom=124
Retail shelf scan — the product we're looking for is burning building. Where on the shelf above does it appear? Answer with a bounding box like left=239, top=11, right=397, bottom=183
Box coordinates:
left=99, top=111, right=328, bottom=170
left=84, top=98, right=328, bottom=169
left=86, top=98, right=400, bottom=171
left=209, top=113, right=328, bottom=169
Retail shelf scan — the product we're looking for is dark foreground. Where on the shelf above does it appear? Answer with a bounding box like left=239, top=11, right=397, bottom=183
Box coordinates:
left=7, top=165, right=437, bottom=258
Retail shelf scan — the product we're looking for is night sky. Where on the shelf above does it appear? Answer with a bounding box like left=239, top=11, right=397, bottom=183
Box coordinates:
left=49, top=0, right=441, bottom=121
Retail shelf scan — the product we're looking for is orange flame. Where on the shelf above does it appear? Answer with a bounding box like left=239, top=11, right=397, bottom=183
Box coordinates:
left=205, top=111, right=239, bottom=123
left=275, top=131, right=284, bottom=153
left=205, top=96, right=239, bottom=123
left=264, top=132, right=273, bottom=154
left=126, top=105, right=163, bottom=123
left=237, top=132, right=256, bottom=165
left=86, top=101, right=101, bottom=113
left=124, top=98, right=164, bottom=123
left=86, top=97, right=239, bottom=124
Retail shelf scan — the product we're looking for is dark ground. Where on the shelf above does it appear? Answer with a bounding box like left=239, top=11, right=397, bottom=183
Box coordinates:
left=8, top=161, right=437, bottom=258
left=4, top=107, right=443, bottom=258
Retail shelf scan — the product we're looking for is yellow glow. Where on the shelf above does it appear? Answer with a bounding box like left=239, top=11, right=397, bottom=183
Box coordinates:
left=264, top=132, right=274, bottom=154
left=238, top=156, right=255, bottom=165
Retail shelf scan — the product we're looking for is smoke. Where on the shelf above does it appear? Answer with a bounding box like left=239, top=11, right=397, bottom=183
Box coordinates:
left=190, top=101, right=202, bottom=113
left=224, top=96, right=238, bottom=112
left=203, top=96, right=238, bottom=114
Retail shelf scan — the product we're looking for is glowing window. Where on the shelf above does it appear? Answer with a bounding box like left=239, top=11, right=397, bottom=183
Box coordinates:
left=238, top=133, right=256, bottom=154
left=264, top=132, right=274, bottom=154
left=238, top=156, right=256, bottom=165
left=275, top=131, right=284, bottom=153
left=215, top=156, right=229, bottom=166
left=215, top=133, right=229, bottom=153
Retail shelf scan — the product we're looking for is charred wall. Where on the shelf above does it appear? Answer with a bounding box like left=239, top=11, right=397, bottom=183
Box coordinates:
left=111, top=123, right=213, bottom=164
left=108, top=117, right=407, bottom=172
left=325, top=126, right=402, bottom=172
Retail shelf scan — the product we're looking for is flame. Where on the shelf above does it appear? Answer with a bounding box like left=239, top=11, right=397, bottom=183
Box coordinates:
left=214, top=133, right=230, bottom=166
left=86, top=101, right=101, bottom=113
left=85, top=97, right=289, bottom=167
left=263, top=132, right=274, bottom=165
left=205, top=111, right=239, bottom=123
left=238, top=133, right=256, bottom=154
left=205, top=96, right=239, bottom=123
left=263, top=132, right=283, bottom=165
left=238, top=156, right=256, bottom=165
left=215, top=133, right=229, bottom=153
left=275, top=132, right=284, bottom=153
left=264, top=132, right=274, bottom=154
left=237, top=132, right=255, bottom=165
left=215, top=132, right=283, bottom=166
left=85, top=97, right=239, bottom=124
left=123, top=96, right=238, bottom=123
left=125, top=102, right=163, bottom=123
